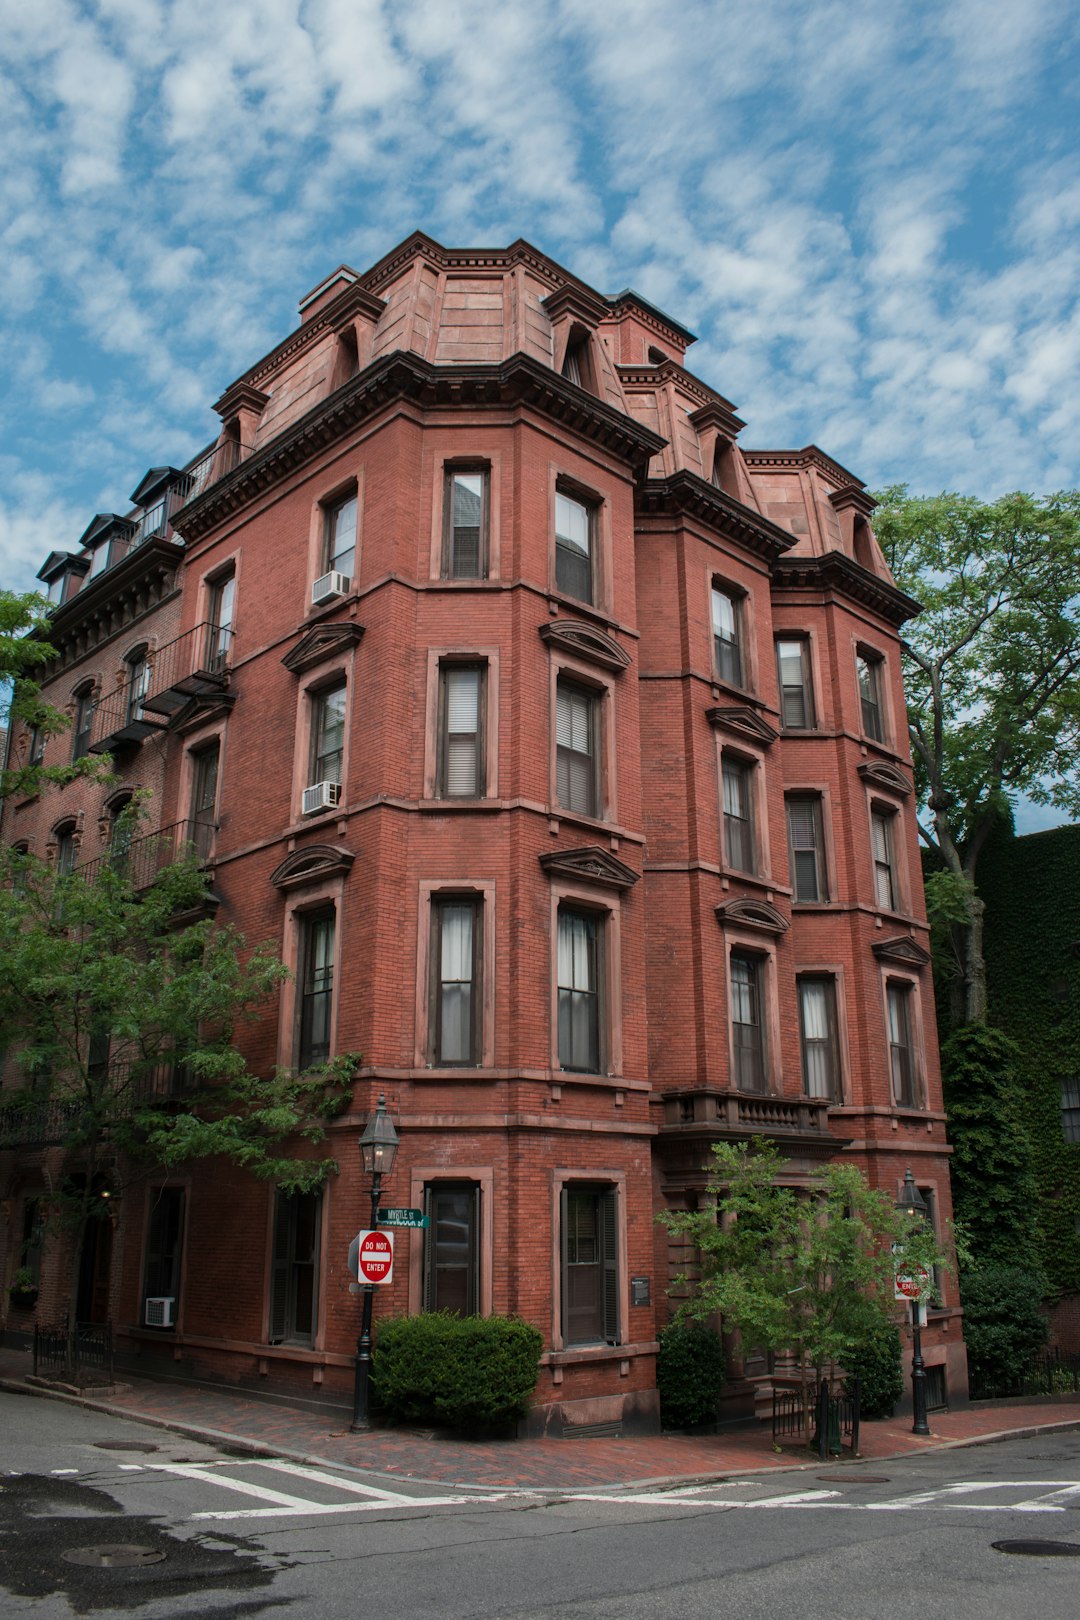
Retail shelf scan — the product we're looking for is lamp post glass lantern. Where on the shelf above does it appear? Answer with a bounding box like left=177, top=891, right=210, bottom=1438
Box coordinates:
left=352, top=1094, right=399, bottom=1432
left=896, top=1168, right=930, bottom=1437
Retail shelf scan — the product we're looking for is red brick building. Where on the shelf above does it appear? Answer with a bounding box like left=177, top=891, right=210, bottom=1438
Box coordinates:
left=1, top=234, right=965, bottom=1428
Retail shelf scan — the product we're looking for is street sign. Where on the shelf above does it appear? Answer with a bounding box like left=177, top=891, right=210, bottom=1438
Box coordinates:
left=356, top=1228, right=394, bottom=1285
left=377, top=1207, right=429, bottom=1228
left=894, top=1265, right=931, bottom=1302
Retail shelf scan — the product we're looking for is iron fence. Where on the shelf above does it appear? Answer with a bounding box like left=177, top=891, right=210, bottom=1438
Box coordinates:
left=79, top=818, right=215, bottom=890
left=970, top=1347, right=1080, bottom=1403
left=33, top=1322, right=113, bottom=1385
left=772, top=1376, right=861, bottom=1458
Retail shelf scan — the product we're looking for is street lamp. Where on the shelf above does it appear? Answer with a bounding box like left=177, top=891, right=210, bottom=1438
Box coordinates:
left=351, top=1093, right=399, bottom=1432
left=896, top=1168, right=930, bottom=1437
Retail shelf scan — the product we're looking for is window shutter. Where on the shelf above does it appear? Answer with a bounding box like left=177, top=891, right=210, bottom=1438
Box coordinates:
left=601, top=1188, right=618, bottom=1345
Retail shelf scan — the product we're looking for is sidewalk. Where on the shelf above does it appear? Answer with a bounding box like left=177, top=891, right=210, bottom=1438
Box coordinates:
left=3, top=1343, right=1079, bottom=1491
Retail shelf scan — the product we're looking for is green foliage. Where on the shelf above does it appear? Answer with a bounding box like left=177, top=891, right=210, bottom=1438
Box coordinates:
left=961, top=1266, right=1049, bottom=1391
left=0, top=589, right=111, bottom=799
left=660, top=1140, right=944, bottom=1383
left=656, top=1320, right=726, bottom=1429
left=977, top=823, right=1080, bottom=1292
left=0, top=828, right=356, bottom=1311
left=940, top=1024, right=1038, bottom=1270
left=372, top=1313, right=543, bottom=1430
left=844, top=1320, right=903, bottom=1420
left=875, top=486, right=1080, bottom=1023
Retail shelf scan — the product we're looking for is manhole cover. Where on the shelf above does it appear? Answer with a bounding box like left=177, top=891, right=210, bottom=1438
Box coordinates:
left=92, top=1442, right=159, bottom=1453
left=817, top=1474, right=891, bottom=1484
left=61, top=1544, right=167, bottom=1568
left=992, top=1540, right=1080, bottom=1558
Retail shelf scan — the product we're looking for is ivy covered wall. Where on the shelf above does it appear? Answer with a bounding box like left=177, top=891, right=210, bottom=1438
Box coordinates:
left=978, top=823, right=1080, bottom=1293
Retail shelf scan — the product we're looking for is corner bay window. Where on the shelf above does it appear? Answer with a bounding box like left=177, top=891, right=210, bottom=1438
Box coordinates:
left=298, top=911, right=334, bottom=1067
left=555, top=489, right=593, bottom=604
left=556, top=679, right=599, bottom=818
left=798, top=976, right=840, bottom=1100
left=269, top=1190, right=320, bottom=1345
left=712, top=586, right=744, bottom=687
left=561, top=1184, right=618, bottom=1346
left=887, top=981, right=918, bottom=1106
left=730, top=952, right=766, bottom=1092
left=431, top=897, right=481, bottom=1066
left=558, top=907, right=602, bottom=1072
left=438, top=664, right=484, bottom=798
left=423, top=1183, right=479, bottom=1313
left=722, top=757, right=754, bottom=873
left=444, top=469, right=487, bottom=579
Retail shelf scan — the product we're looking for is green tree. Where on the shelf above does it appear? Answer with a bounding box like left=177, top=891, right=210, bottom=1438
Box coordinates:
left=873, top=488, right=1080, bottom=1025
left=0, top=589, right=110, bottom=799
left=660, top=1140, right=943, bottom=1442
left=0, top=821, right=355, bottom=1330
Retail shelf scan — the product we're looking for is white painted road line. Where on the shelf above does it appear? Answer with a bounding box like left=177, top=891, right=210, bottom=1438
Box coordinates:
left=189, top=1494, right=514, bottom=1522
left=243, top=1459, right=411, bottom=1501
left=149, top=1463, right=329, bottom=1512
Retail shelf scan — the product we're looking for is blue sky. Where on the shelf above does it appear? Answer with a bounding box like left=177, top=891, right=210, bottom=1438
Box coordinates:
left=2, top=0, right=1078, bottom=827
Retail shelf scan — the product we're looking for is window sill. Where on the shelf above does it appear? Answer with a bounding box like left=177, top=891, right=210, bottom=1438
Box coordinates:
left=420, top=797, right=502, bottom=813
left=542, top=1340, right=658, bottom=1368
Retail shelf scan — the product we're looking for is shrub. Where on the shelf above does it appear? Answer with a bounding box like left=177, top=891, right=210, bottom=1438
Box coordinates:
left=657, top=1320, right=726, bottom=1429
left=961, top=1265, right=1048, bottom=1392
left=372, top=1312, right=543, bottom=1431
left=844, top=1320, right=903, bottom=1419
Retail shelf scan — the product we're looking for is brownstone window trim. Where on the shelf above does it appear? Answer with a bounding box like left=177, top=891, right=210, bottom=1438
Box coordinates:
left=855, top=642, right=887, bottom=744
left=553, top=476, right=602, bottom=608
left=428, top=892, right=483, bottom=1067
left=436, top=660, right=487, bottom=800
left=796, top=973, right=842, bottom=1102
left=266, top=1185, right=326, bottom=1349
left=549, top=652, right=615, bottom=826
left=140, top=1183, right=188, bottom=1331
left=721, top=749, right=761, bottom=877
left=407, top=1165, right=495, bottom=1318
left=786, top=791, right=828, bottom=903
left=870, top=800, right=901, bottom=912
left=415, top=880, right=496, bottom=1070
left=883, top=972, right=924, bottom=1109
left=70, top=681, right=97, bottom=761
left=775, top=634, right=816, bottom=729
left=710, top=574, right=753, bottom=693
left=441, top=463, right=490, bottom=581
left=307, top=678, right=347, bottom=791
left=548, top=881, right=623, bottom=1080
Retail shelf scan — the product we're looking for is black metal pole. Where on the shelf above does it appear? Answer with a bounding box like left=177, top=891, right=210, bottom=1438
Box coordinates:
left=351, top=1169, right=383, bottom=1433
left=910, top=1297, right=930, bottom=1436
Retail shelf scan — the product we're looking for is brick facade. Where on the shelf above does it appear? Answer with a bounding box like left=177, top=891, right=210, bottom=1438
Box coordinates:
left=1, top=234, right=965, bottom=1427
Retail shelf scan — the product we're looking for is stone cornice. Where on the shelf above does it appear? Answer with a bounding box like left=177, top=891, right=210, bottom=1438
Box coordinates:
left=743, top=444, right=864, bottom=489
left=542, top=283, right=609, bottom=328
left=219, top=282, right=388, bottom=399
left=539, top=845, right=640, bottom=891
left=538, top=619, right=631, bottom=673
left=617, top=362, right=738, bottom=421
left=637, top=470, right=795, bottom=562
left=771, top=552, right=921, bottom=627
left=687, top=399, right=747, bottom=440
left=36, top=539, right=184, bottom=672
left=174, top=352, right=668, bottom=542
left=829, top=484, right=878, bottom=517
left=606, top=289, right=696, bottom=347
left=213, top=381, right=271, bottom=424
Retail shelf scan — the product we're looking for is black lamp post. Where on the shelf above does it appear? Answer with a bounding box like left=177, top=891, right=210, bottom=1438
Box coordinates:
left=351, top=1093, right=399, bottom=1432
left=896, top=1168, right=930, bottom=1437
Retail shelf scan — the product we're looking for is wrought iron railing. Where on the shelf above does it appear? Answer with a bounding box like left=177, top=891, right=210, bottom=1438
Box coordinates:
left=91, top=623, right=232, bottom=747
left=0, top=1058, right=194, bottom=1147
left=79, top=818, right=215, bottom=890
left=0, top=1096, right=86, bottom=1148
left=970, top=1348, right=1080, bottom=1403
left=179, top=437, right=251, bottom=501
left=772, top=1376, right=861, bottom=1458
left=33, top=1322, right=114, bottom=1385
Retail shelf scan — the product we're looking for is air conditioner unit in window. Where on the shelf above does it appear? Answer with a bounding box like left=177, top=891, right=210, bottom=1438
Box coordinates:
left=145, top=1296, right=175, bottom=1328
left=302, top=780, right=342, bottom=816
left=311, top=571, right=351, bottom=606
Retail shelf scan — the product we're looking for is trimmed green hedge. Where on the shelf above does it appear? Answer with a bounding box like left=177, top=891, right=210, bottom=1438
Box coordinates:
left=844, top=1320, right=903, bottom=1420
left=372, top=1312, right=542, bottom=1430
left=961, top=1265, right=1048, bottom=1391
left=657, top=1320, right=725, bottom=1429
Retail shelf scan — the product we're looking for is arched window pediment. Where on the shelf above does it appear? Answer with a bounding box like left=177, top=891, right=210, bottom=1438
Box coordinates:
left=714, top=897, right=789, bottom=934
left=270, top=843, right=355, bottom=891
left=539, top=620, right=630, bottom=673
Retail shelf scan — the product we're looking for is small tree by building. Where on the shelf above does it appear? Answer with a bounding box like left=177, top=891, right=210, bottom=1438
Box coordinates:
left=0, top=589, right=110, bottom=801
left=660, top=1140, right=943, bottom=1442
left=0, top=817, right=355, bottom=1333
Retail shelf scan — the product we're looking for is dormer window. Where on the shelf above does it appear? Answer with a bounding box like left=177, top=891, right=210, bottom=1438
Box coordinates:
left=88, top=544, right=109, bottom=580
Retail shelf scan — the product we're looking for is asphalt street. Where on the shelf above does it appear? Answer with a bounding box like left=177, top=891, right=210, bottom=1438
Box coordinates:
left=3, top=1390, right=1080, bottom=1619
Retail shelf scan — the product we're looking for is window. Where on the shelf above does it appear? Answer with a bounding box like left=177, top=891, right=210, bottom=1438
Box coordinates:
left=712, top=586, right=744, bottom=687
left=798, top=976, right=840, bottom=1100
left=108, top=796, right=133, bottom=874
left=871, top=809, right=897, bottom=910
left=776, top=638, right=815, bottom=728
left=269, top=1190, right=321, bottom=1346
left=722, top=757, right=755, bottom=873
left=310, top=684, right=346, bottom=788
left=437, top=664, right=484, bottom=798
left=555, top=489, right=594, bottom=604
left=423, top=1183, right=479, bottom=1313
left=556, top=679, right=600, bottom=818
left=430, top=897, right=481, bottom=1066
left=28, top=724, right=45, bottom=767
left=87, top=544, right=109, bottom=580
left=143, top=1188, right=184, bottom=1324
left=189, top=741, right=220, bottom=861
left=55, top=823, right=77, bottom=877
left=887, top=981, right=918, bottom=1106
left=20, top=1199, right=43, bottom=1287
left=443, top=469, right=487, bottom=579
left=298, top=911, right=335, bottom=1067
left=558, top=907, right=602, bottom=1072
left=324, top=491, right=357, bottom=579
left=561, top=1185, right=618, bottom=1345
left=126, top=652, right=149, bottom=724
left=1062, top=1079, right=1080, bottom=1143
left=787, top=794, right=826, bottom=902
left=730, top=952, right=766, bottom=1091
left=71, top=687, right=95, bottom=760
left=206, top=572, right=235, bottom=672
left=561, top=334, right=591, bottom=389
left=857, top=652, right=884, bottom=741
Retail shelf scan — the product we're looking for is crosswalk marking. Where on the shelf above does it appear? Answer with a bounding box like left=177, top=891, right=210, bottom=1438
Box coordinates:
left=149, top=1463, right=331, bottom=1511
left=243, top=1459, right=408, bottom=1501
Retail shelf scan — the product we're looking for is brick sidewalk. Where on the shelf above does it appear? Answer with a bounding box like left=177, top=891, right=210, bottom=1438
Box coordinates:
left=3, top=1345, right=1079, bottom=1490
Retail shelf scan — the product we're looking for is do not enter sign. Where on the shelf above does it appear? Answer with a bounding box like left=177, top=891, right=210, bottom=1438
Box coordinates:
left=895, top=1265, right=930, bottom=1301
left=356, top=1228, right=394, bottom=1285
